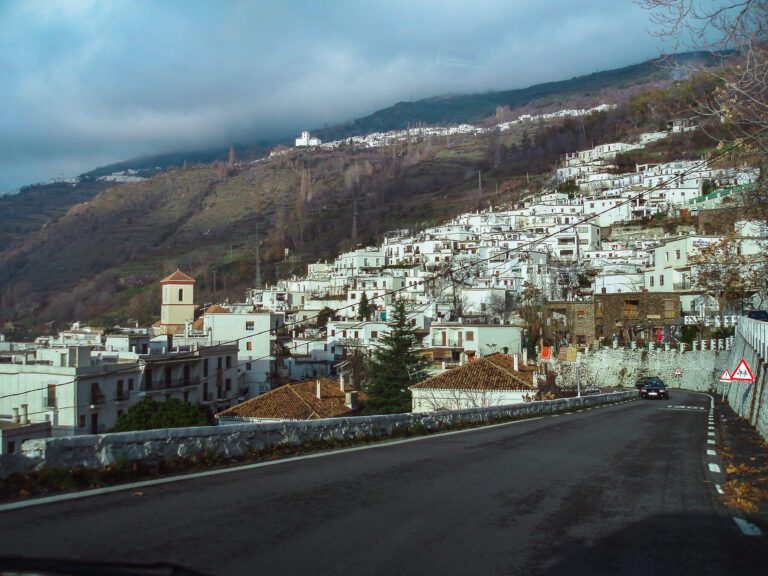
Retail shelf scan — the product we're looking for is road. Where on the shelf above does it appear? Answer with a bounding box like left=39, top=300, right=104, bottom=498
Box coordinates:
left=1, top=390, right=766, bottom=575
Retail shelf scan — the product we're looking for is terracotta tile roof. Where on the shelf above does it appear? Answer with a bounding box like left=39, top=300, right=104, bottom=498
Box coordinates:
left=410, top=353, right=535, bottom=391
left=161, top=269, right=196, bottom=283
left=192, top=304, right=230, bottom=331
left=216, top=378, right=362, bottom=421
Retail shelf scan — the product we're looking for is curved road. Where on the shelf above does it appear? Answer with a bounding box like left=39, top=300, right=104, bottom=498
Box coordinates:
left=0, top=391, right=765, bottom=575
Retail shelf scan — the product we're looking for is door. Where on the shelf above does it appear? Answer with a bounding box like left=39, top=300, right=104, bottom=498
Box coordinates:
left=90, top=413, right=99, bottom=434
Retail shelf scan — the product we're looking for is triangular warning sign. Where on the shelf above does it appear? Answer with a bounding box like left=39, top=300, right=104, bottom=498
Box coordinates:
left=674, top=367, right=683, bottom=377
left=731, top=359, right=755, bottom=382
left=719, top=370, right=731, bottom=382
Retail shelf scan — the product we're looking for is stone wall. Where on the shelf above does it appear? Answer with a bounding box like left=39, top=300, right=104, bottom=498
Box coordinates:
left=1, top=391, right=636, bottom=477
left=549, top=345, right=728, bottom=392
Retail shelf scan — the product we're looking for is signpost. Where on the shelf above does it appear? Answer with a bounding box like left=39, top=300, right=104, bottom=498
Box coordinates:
left=719, top=369, right=732, bottom=401
left=730, top=359, right=755, bottom=382
left=673, top=367, right=683, bottom=387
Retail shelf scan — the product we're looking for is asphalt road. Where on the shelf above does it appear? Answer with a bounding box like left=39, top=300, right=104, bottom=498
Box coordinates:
left=1, top=391, right=766, bottom=576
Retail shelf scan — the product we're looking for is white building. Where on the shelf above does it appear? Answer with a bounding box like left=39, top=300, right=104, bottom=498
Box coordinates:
left=295, top=131, right=322, bottom=147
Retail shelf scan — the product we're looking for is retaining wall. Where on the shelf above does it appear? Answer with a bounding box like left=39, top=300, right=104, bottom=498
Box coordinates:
left=1, top=391, right=636, bottom=478
left=721, top=324, right=768, bottom=441
left=553, top=346, right=728, bottom=392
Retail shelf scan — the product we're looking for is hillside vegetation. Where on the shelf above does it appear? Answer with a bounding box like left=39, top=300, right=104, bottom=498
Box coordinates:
left=0, top=58, right=730, bottom=334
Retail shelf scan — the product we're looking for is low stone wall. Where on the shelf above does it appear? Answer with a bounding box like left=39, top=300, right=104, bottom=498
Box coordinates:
left=3, top=391, right=636, bottom=477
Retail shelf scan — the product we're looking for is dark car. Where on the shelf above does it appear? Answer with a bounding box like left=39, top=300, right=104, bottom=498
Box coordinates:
left=635, top=376, right=664, bottom=391
left=641, top=382, right=669, bottom=400
left=747, top=310, right=768, bottom=322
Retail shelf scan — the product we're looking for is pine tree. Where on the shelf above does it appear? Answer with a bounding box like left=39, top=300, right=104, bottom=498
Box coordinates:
left=364, top=299, right=430, bottom=414
left=357, top=291, right=372, bottom=321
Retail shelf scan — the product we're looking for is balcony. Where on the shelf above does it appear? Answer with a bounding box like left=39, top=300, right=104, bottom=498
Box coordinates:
left=42, top=395, right=56, bottom=409
left=673, top=281, right=692, bottom=290
left=142, top=378, right=201, bottom=393
left=116, top=391, right=131, bottom=403
left=430, top=337, right=463, bottom=347
left=90, top=391, right=106, bottom=405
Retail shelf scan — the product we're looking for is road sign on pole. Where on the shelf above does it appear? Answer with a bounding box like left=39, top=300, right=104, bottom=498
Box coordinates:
left=719, top=370, right=731, bottom=382
left=731, top=359, right=755, bottom=382
left=674, top=367, right=683, bottom=378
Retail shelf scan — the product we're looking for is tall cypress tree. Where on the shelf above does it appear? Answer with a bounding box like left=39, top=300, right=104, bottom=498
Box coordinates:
left=357, top=292, right=372, bottom=321
left=364, top=298, right=430, bottom=414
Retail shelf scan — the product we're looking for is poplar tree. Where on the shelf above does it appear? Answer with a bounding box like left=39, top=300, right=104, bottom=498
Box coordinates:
left=357, top=292, right=372, bottom=321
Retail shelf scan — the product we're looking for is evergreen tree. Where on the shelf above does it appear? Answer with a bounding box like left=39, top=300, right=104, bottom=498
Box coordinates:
left=364, top=298, right=431, bottom=414
left=357, top=291, right=372, bottom=321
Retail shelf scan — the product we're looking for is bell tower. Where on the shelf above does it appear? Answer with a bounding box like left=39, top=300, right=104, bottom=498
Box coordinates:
left=159, top=270, right=196, bottom=334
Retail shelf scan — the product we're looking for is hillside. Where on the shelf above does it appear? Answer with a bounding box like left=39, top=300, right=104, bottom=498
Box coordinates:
left=0, top=55, right=727, bottom=334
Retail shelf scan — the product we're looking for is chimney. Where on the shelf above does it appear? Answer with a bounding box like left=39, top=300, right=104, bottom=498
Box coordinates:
left=21, top=403, right=29, bottom=425
left=316, top=380, right=322, bottom=399
left=345, top=391, right=359, bottom=410
left=339, top=370, right=346, bottom=392
left=513, top=353, right=519, bottom=372
left=12, top=407, right=19, bottom=423
left=523, top=348, right=528, bottom=366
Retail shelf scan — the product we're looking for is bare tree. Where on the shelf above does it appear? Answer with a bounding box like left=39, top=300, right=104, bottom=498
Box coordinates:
left=638, top=1, right=768, bottom=221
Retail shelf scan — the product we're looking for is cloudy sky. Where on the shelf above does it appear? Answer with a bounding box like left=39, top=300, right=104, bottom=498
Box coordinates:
left=0, top=0, right=671, bottom=191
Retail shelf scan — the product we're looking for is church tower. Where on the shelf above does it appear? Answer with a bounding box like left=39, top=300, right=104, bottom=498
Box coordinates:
left=159, top=270, right=196, bottom=334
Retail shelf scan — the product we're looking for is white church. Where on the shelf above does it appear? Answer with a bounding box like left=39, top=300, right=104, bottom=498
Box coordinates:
left=295, top=131, right=321, bottom=147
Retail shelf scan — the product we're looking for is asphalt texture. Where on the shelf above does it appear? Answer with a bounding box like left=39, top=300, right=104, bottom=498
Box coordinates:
left=1, top=391, right=766, bottom=576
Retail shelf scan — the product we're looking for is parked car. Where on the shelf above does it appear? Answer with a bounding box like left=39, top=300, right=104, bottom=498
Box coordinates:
left=641, top=382, right=669, bottom=400
left=635, top=376, right=664, bottom=391
left=747, top=310, right=768, bottom=322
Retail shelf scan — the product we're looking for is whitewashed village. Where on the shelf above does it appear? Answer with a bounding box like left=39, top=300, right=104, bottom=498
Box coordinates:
left=1, top=112, right=765, bottom=454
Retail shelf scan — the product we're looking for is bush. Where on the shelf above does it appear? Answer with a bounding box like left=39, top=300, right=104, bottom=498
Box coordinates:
left=109, top=397, right=210, bottom=432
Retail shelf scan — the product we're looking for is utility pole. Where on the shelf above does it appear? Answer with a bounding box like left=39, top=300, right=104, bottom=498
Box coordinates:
left=351, top=197, right=358, bottom=248
left=255, top=223, right=262, bottom=289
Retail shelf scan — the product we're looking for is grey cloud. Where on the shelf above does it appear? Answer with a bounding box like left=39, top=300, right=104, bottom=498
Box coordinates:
left=0, top=0, right=668, bottom=190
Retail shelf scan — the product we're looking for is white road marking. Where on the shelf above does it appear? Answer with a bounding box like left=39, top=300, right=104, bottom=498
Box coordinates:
left=707, top=449, right=717, bottom=456
left=708, top=439, right=716, bottom=445
left=708, top=432, right=716, bottom=437
left=733, top=517, right=762, bottom=536
left=0, top=416, right=546, bottom=513
left=715, top=484, right=724, bottom=495
left=709, top=463, right=722, bottom=473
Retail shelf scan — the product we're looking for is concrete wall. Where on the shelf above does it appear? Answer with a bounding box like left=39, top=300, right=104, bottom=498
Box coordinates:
left=2, top=391, right=636, bottom=477
left=720, top=322, right=768, bottom=441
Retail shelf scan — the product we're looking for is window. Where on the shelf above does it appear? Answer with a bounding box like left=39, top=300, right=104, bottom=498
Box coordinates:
left=128, top=378, right=134, bottom=391
left=663, top=299, right=677, bottom=320
left=246, top=362, right=252, bottom=371
left=79, top=415, right=86, bottom=428
left=245, top=321, right=254, bottom=331
left=7, top=441, right=15, bottom=454
left=225, top=378, right=232, bottom=392
left=217, top=357, right=222, bottom=369
left=649, top=276, right=654, bottom=287
left=354, top=331, right=359, bottom=338
left=226, top=356, right=232, bottom=369
left=596, top=302, right=604, bottom=319
left=342, top=331, right=347, bottom=338
left=466, top=331, right=475, bottom=341
left=246, top=341, right=252, bottom=351
left=46, top=384, right=56, bottom=408
left=659, top=275, right=664, bottom=286
left=331, top=330, right=336, bottom=337
left=371, top=331, right=378, bottom=339
left=675, top=249, right=681, bottom=259
left=203, top=359, right=209, bottom=377
left=178, top=288, right=184, bottom=301
left=665, top=251, right=669, bottom=262
left=624, top=300, right=640, bottom=320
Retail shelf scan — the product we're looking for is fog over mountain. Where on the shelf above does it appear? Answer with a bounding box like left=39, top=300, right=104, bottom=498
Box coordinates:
left=0, top=0, right=671, bottom=191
